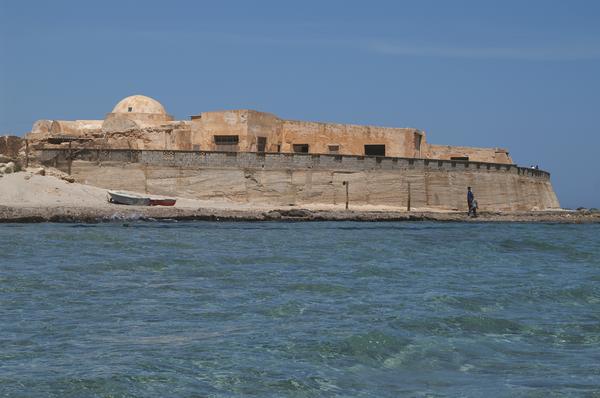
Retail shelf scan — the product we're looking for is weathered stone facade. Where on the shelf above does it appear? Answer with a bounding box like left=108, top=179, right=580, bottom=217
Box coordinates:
left=0, top=136, right=24, bottom=158
left=21, top=94, right=560, bottom=210
left=26, top=94, right=513, bottom=163
left=40, top=149, right=559, bottom=211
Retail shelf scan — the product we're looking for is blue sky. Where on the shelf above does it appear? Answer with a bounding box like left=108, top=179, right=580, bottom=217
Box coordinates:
left=1, top=0, right=599, bottom=208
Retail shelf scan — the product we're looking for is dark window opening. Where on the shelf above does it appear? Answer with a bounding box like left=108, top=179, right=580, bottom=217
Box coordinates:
left=293, top=144, right=309, bottom=153
left=257, top=137, right=267, bottom=153
left=276, top=144, right=281, bottom=153
left=364, top=144, right=386, bottom=156
left=128, top=107, right=133, bottom=112
left=328, top=145, right=340, bottom=154
left=450, top=156, right=469, bottom=161
left=414, top=133, right=422, bottom=153
left=214, top=135, right=239, bottom=152
left=214, top=135, right=239, bottom=145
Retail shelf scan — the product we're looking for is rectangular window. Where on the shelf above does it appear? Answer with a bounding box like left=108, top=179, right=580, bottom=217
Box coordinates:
left=257, top=137, right=267, bottom=153
left=328, top=145, right=340, bottom=154
left=414, top=132, right=422, bottom=153
left=293, top=144, right=309, bottom=153
left=214, top=135, right=239, bottom=152
left=214, top=135, right=239, bottom=145
left=364, top=144, right=386, bottom=156
left=450, top=156, right=469, bottom=161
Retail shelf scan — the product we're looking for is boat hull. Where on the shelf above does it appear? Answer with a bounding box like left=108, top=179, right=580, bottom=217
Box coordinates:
left=108, top=191, right=151, bottom=206
left=149, top=199, right=177, bottom=206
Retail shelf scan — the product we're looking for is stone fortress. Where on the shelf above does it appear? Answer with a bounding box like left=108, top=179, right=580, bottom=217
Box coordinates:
left=28, top=95, right=513, bottom=163
left=22, top=94, right=559, bottom=211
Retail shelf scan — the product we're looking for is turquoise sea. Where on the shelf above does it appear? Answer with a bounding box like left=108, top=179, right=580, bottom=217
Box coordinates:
left=1, top=222, right=599, bottom=397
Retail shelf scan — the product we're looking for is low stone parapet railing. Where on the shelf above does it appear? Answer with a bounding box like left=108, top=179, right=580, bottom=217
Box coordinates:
left=38, top=148, right=551, bottom=179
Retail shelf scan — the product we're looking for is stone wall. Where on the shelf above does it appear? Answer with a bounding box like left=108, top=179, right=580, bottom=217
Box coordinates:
left=279, top=120, right=423, bottom=158
left=102, top=112, right=174, bottom=133
left=103, top=124, right=193, bottom=150
left=425, top=144, right=512, bottom=163
left=40, top=149, right=560, bottom=211
left=191, top=110, right=249, bottom=151
left=0, top=136, right=24, bottom=158
left=189, top=110, right=430, bottom=157
left=50, top=120, right=103, bottom=136
left=247, top=110, right=280, bottom=152
left=27, top=106, right=512, bottom=164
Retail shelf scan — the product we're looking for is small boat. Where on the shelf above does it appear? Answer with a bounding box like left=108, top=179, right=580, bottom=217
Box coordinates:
left=149, top=198, right=177, bottom=206
left=108, top=191, right=151, bottom=206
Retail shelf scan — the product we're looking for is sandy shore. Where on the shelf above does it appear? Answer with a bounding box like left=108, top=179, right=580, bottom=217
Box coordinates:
left=1, top=171, right=598, bottom=223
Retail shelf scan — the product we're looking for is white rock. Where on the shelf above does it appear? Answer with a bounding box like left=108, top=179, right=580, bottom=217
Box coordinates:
left=4, top=162, right=15, bottom=174
left=32, top=167, right=45, bottom=176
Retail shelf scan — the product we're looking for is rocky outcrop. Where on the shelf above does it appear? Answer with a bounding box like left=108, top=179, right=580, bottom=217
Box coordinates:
left=0, top=205, right=597, bottom=224
left=0, top=136, right=24, bottom=158
left=0, top=161, right=16, bottom=174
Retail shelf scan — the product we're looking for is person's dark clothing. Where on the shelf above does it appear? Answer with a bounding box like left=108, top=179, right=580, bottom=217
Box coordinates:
left=467, top=190, right=474, bottom=216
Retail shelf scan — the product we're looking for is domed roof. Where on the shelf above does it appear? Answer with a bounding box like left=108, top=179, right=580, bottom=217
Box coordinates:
left=111, top=95, right=167, bottom=115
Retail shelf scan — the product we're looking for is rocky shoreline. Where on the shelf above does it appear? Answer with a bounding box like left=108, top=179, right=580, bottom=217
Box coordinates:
left=1, top=205, right=598, bottom=224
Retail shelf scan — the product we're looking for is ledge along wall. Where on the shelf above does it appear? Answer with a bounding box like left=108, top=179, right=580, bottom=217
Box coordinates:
left=40, top=149, right=560, bottom=211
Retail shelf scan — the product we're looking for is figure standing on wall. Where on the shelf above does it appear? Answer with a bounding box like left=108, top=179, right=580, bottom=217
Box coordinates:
left=467, top=187, right=474, bottom=216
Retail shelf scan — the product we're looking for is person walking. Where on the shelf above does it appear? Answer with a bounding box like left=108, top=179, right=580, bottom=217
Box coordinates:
left=467, top=187, right=474, bottom=216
